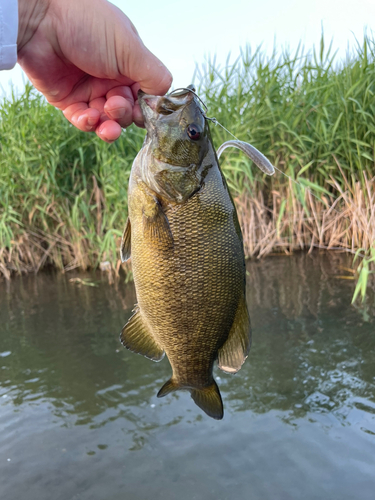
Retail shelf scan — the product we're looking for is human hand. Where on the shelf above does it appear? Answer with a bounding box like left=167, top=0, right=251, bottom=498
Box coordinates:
left=17, top=0, right=172, bottom=142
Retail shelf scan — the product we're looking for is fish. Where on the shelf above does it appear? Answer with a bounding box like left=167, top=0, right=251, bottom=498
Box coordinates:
left=119, top=86, right=274, bottom=419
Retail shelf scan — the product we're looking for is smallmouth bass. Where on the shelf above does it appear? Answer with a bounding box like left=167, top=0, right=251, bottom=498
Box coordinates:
left=120, top=86, right=274, bottom=419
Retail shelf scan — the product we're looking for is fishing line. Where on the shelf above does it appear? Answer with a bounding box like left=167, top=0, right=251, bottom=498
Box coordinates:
left=208, top=116, right=371, bottom=259
left=168, top=86, right=208, bottom=113
left=205, top=114, right=344, bottom=215
left=167, top=86, right=368, bottom=263
left=169, top=86, right=349, bottom=218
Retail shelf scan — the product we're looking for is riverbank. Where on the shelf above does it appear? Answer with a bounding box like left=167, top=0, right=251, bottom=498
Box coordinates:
left=0, top=37, right=374, bottom=298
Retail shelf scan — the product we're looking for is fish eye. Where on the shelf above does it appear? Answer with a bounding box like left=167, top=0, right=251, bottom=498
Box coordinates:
left=187, top=124, right=201, bottom=141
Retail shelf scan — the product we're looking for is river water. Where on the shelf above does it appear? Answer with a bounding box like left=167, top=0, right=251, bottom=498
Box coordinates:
left=0, top=252, right=374, bottom=500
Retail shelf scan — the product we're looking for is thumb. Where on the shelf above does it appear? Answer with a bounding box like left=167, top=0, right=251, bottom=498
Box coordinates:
left=115, top=16, right=173, bottom=96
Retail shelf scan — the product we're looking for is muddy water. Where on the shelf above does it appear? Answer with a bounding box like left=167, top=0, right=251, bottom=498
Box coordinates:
left=0, top=252, right=374, bottom=500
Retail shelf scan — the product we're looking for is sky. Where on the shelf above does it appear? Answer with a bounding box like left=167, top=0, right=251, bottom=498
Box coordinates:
left=1, top=0, right=375, bottom=95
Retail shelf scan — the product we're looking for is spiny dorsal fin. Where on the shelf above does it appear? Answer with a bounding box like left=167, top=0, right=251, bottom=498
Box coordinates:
left=120, top=306, right=164, bottom=362
left=190, top=381, right=224, bottom=420
left=218, top=295, right=251, bottom=374
left=120, top=217, right=131, bottom=262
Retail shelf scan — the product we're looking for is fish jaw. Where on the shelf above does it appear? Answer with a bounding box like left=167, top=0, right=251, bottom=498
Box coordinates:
left=137, top=89, right=209, bottom=169
left=137, top=89, right=193, bottom=134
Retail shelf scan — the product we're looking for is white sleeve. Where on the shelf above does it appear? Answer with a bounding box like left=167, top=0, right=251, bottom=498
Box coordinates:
left=0, top=0, right=18, bottom=70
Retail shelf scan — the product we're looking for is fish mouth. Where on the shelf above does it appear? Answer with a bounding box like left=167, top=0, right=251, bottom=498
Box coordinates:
left=138, top=90, right=159, bottom=112
left=137, top=90, right=159, bottom=128
left=137, top=85, right=195, bottom=100
left=137, top=87, right=206, bottom=139
left=138, top=88, right=195, bottom=111
left=137, top=89, right=148, bottom=102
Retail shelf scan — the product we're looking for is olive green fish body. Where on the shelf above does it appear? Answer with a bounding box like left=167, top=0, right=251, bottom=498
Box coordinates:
left=120, top=90, right=251, bottom=419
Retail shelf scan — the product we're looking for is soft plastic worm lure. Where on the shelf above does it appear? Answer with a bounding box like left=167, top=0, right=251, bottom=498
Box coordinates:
left=216, top=140, right=275, bottom=176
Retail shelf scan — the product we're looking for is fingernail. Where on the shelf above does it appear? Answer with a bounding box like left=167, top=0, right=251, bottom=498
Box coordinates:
left=88, top=116, right=98, bottom=126
left=109, top=108, right=126, bottom=120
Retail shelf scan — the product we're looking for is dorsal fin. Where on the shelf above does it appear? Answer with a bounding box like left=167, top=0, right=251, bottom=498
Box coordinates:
left=218, top=295, right=251, bottom=374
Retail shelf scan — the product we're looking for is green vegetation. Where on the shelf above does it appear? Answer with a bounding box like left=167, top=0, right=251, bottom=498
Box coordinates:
left=352, top=247, right=375, bottom=303
left=198, top=35, right=375, bottom=301
left=199, top=36, right=375, bottom=190
left=1, top=35, right=374, bottom=300
left=0, top=85, right=144, bottom=279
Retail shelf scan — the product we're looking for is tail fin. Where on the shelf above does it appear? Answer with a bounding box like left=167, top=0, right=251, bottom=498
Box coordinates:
left=157, top=378, right=224, bottom=420
left=191, top=381, right=224, bottom=420
left=157, top=378, right=179, bottom=398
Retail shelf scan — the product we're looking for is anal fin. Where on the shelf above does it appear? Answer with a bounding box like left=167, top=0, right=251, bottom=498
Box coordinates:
left=120, top=217, right=131, bottom=262
left=218, top=295, right=251, bottom=374
left=120, top=306, right=164, bottom=362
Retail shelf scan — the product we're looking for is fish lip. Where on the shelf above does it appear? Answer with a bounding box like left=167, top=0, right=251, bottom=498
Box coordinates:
left=137, top=89, right=158, bottom=102
left=138, top=89, right=195, bottom=108
left=137, top=91, right=160, bottom=114
left=137, top=89, right=151, bottom=102
left=137, top=91, right=160, bottom=129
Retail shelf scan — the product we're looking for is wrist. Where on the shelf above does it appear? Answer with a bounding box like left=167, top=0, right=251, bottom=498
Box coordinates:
left=17, top=0, right=50, bottom=51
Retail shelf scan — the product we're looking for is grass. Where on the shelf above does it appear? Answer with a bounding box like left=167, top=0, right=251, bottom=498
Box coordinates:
left=1, top=35, right=374, bottom=300
left=0, top=85, right=144, bottom=280
left=197, top=34, right=375, bottom=301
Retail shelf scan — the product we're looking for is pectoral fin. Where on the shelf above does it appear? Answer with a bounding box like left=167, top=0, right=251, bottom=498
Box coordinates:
left=143, top=204, right=173, bottom=249
left=120, top=218, right=131, bottom=262
left=218, top=295, right=251, bottom=374
left=120, top=306, right=164, bottom=362
left=138, top=181, right=173, bottom=249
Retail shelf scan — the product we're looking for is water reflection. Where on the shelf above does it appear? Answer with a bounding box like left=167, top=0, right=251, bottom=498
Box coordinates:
left=0, top=253, right=374, bottom=432
left=239, top=252, right=375, bottom=429
left=1, top=253, right=375, bottom=500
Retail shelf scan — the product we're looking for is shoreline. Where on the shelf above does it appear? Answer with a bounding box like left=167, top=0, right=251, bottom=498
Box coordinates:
left=1, top=179, right=374, bottom=299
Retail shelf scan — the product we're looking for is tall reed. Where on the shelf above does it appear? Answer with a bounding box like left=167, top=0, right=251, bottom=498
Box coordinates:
left=197, top=35, right=375, bottom=299
left=1, top=36, right=374, bottom=298
left=0, top=85, right=144, bottom=279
